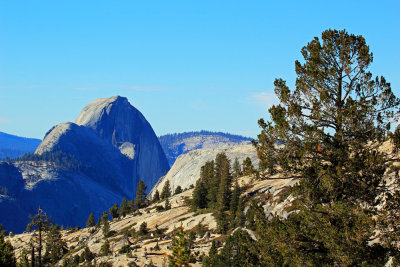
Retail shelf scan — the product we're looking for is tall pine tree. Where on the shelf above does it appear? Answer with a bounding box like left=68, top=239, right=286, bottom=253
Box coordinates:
left=232, top=158, right=241, bottom=178
left=26, top=206, right=50, bottom=267
left=120, top=197, right=129, bottom=217
left=134, top=179, right=147, bottom=209
left=86, top=213, right=95, bottom=228
left=161, top=180, right=171, bottom=200
left=253, top=29, right=400, bottom=265
left=44, top=224, right=67, bottom=265
left=168, top=226, right=191, bottom=267
left=0, top=235, right=15, bottom=266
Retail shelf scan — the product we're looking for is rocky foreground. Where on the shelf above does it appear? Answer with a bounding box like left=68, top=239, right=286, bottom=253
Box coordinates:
left=7, top=175, right=294, bottom=266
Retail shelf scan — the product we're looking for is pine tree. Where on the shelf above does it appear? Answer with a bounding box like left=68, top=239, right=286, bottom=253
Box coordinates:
left=86, top=213, right=95, bottom=228
left=134, top=180, right=148, bottom=209
left=139, top=222, right=148, bottom=236
left=232, top=158, right=241, bottom=178
left=168, top=226, right=191, bottom=267
left=0, top=225, right=8, bottom=237
left=100, top=239, right=111, bottom=256
left=100, top=211, right=108, bottom=224
left=229, top=181, right=241, bottom=224
left=202, top=240, right=217, bottom=267
left=207, top=230, right=259, bottom=266
left=26, top=206, right=50, bottom=267
left=109, top=203, right=119, bottom=220
left=253, top=29, right=400, bottom=265
left=18, top=248, right=29, bottom=267
left=164, top=198, right=171, bottom=210
left=242, top=157, right=254, bottom=175
left=152, top=190, right=160, bottom=203
left=0, top=234, right=15, bottom=266
left=216, top=153, right=232, bottom=212
left=44, top=224, right=67, bottom=264
left=191, top=180, right=208, bottom=210
left=215, top=208, right=229, bottom=234
left=174, top=186, right=183, bottom=195
left=82, top=246, right=95, bottom=262
left=202, top=161, right=217, bottom=206
left=120, top=197, right=129, bottom=217
left=234, top=197, right=246, bottom=228
left=128, top=200, right=135, bottom=212
left=161, top=180, right=172, bottom=200
left=102, top=212, right=110, bottom=239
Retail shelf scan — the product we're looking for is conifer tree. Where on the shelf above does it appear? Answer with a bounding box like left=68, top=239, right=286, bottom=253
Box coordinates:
left=18, top=248, right=29, bottom=267
left=165, top=198, right=171, bottom=210
left=229, top=181, right=241, bottom=223
left=161, top=180, right=172, bottom=200
left=152, top=190, right=160, bottom=203
left=232, top=157, right=241, bottom=178
left=100, top=239, right=111, bottom=256
left=134, top=179, right=147, bottom=209
left=253, top=29, right=400, bottom=265
left=216, top=153, right=232, bottom=212
left=139, top=222, right=148, bottom=236
left=100, top=211, right=108, bottom=224
left=215, top=208, right=229, bottom=234
left=0, top=225, right=7, bottom=237
left=120, top=197, right=129, bottom=217
left=101, top=212, right=110, bottom=238
left=202, top=161, right=217, bottom=205
left=44, top=224, right=67, bottom=265
left=86, top=213, right=96, bottom=228
left=206, top=230, right=259, bottom=266
left=109, top=203, right=119, bottom=220
left=191, top=180, right=208, bottom=210
left=242, top=157, right=254, bottom=175
left=128, top=200, right=135, bottom=212
left=168, top=226, right=191, bottom=267
left=0, top=234, right=15, bottom=266
left=214, top=153, right=232, bottom=233
left=234, top=197, right=246, bottom=228
left=174, top=186, right=183, bottom=195
left=202, top=240, right=218, bottom=267
left=26, top=207, right=50, bottom=267
left=82, top=246, right=95, bottom=262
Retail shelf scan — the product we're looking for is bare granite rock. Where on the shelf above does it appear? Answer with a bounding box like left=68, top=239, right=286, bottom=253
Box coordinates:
left=151, top=144, right=259, bottom=197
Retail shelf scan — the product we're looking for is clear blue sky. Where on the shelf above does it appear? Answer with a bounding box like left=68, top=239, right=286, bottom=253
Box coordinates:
left=1, top=1, right=399, bottom=139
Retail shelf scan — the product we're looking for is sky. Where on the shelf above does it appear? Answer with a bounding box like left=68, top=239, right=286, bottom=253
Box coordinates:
left=0, top=1, right=399, bottom=139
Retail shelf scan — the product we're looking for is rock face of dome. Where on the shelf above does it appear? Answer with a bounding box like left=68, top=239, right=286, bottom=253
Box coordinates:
left=75, top=96, right=170, bottom=188
left=0, top=96, right=169, bottom=233
left=150, top=144, right=259, bottom=198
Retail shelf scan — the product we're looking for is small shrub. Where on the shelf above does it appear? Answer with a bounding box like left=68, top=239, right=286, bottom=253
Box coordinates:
left=119, top=245, right=131, bottom=254
left=155, top=205, right=164, bottom=212
left=139, top=222, right=148, bottom=235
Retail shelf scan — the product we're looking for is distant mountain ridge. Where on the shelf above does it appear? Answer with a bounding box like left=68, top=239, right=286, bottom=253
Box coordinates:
left=0, top=132, right=41, bottom=159
left=158, top=131, right=253, bottom=166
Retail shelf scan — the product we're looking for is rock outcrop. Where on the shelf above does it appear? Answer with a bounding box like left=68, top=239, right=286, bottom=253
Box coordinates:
left=150, top=144, right=259, bottom=197
left=158, top=131, right=253, bottom=166
left=75, top=96, right=170, bottom=188
left=35, top=122, right=134, bottom=196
